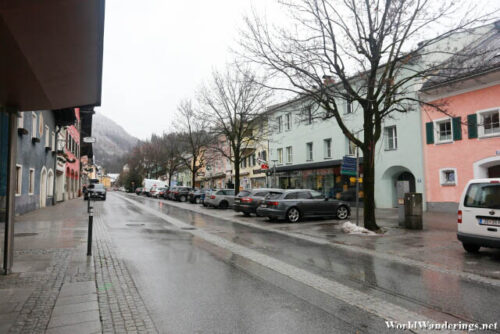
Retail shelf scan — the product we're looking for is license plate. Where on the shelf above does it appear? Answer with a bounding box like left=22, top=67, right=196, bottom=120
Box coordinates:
left=235, top=199, right=240, bottom=202
left=479, top=218, right=500, bottom=226
left=261, top=204, right=267, bottom=208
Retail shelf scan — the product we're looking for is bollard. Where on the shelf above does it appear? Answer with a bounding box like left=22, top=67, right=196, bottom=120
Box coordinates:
left=87, top=201, right=93, bottom=256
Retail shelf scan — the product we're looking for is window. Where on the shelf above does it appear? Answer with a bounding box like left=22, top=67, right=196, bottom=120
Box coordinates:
left=306, top=142, right=313, bottom=161
left=261, top=150, right=267, bottom=162
left=347, top=138, right=356, bottom=156
left=15, top=165, right=22, bottom=196
left=286, top=146, right=293, bottom=164
left=306, top=106, right=312, bottom=124
left=45, top=125, right=50, bottom=148
left=17, top=112, right=24, bottom=129
left=39, top=114, right=44, bottom=137
left=297, top=191, right=312, bottom=199
left=439, top=168, right=457, bottom=186
left=48, top=170, right=54, bottom=197
left=310, top=190, right=324, bottom=199
left=479, top=109, right=500, bottom=137
left=345, top=99, right=352, bottom=114
left=464, top=183, right=500, bottom=208
left=324, top=139, right=332, bottom=158
left=32, top=112, right=37, bottom=138
left=435, top=118, right=452, bottom=143
left=285, top=113, right=291, bottom=131
left=285, top=192, right=298, bottom=199
left=51, top=131, right=55, bottom=151
left=29, top=168, right=35, bottom=194
left=277, top=116, right=283, bottom=133
left=384, top=126, right=397, bottom=150
left=277, top=148, right=283, bottom=164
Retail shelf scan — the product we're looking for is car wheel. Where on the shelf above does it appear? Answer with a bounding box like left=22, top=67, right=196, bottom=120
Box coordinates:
left=195, top=197, right=201, bottom=204
left=219, top=201, right=229, bottom=209
left=286, top=207, right=301, bottom=223
left=336, top=206, right=349, bottom=220
left=463, top=243, right=480, bottom=253
left=180, top=195, right=187, bottom=202
left=103, top=196, right=106, bottom=201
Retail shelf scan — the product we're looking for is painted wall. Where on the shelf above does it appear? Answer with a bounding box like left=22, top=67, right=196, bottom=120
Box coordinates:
left=422, top=84, right=500, bottom=210
left=15, top=110, right=56, bottom=215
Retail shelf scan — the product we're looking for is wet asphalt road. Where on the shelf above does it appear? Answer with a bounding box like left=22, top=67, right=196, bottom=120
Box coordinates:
left=96, top=192, right=500, bottom=333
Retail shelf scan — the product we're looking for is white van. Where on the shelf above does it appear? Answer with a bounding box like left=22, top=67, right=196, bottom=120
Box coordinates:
left=458, top=178, right=500, bottom=253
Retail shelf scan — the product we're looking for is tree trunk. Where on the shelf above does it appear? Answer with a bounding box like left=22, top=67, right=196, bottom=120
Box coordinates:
left=192, top=169, right=196, bottom=189
left=362, top=144, right=379, bottom=231
left=234, top=158, right=240, bottom=196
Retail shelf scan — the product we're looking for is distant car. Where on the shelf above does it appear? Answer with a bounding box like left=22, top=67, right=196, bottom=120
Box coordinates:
left=170, top=186, right=192, bottom=202
left=204, top=189, right=236, bottom=209
left=256, top=189, right=350, bottom=223
left=135, top=187, right=143, bottom=195
left=85, top=183, right=107, bottom=201
left=233, top=188, right=283, bottom=216
left=156, top=187, right=168, bottom=198
left=458, top=178, right=500, bottom=253
left=149, top=186, right=163, bottom=198
left=188, top=188, right=209, bottom=204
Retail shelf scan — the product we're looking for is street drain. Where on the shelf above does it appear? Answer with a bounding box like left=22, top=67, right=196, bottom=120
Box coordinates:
left=14, top=232, right=38, bottom=237
left=126, top=223, right=145, bottom=227
left=181, top=227, right=196, bottom=230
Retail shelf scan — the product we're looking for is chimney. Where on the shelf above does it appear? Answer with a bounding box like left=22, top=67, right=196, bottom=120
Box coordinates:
left=322, top=75, right=335, bottom=86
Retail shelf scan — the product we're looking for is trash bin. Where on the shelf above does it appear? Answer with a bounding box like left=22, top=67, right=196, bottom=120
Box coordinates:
left=404, top=192, right=423, bottom=230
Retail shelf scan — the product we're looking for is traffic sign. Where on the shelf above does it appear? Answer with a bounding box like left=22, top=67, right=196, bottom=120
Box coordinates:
left=341, top=156, right=357, bottom=176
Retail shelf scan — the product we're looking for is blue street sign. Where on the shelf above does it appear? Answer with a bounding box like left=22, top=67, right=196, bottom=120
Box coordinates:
left=341, top=156, right=357, bottom=176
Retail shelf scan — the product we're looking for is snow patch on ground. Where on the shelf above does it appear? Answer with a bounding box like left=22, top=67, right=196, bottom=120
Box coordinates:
left=341, top=222, right=376, bottom=235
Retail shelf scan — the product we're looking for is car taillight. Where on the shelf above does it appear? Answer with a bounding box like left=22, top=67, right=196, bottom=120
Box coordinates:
left=241, top=197, right=253, bottom=203
left=490, top=180, right=499, bottom=184
left=174, top=191, right=179, bottom=194
left=458, top=210, right=462, bottom=224
left=267, top=201, right=279, bottom=206
left=210, top=195, right=216, bottom=199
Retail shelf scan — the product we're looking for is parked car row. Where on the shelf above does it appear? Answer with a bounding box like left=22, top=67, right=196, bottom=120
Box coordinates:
left=135, top=185, right=351, bottom=223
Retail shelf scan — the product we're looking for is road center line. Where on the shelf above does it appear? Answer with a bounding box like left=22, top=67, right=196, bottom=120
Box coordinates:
left=118, top=194, right=449, bottom=333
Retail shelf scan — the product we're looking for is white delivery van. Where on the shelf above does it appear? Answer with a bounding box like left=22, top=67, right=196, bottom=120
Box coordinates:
left=458, top=178, right=500, bottom=253
left=142, top=179, right=167, bottom=195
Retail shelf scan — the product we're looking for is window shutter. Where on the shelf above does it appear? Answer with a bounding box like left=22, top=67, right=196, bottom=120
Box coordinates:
left=467, top=114, right=478, bottom=139
left=425, top=122, right=434, bottom=144
left=452, top=117, right=462, bottom=141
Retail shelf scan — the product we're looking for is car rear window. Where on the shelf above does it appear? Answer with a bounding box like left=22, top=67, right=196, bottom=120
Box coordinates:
left=238, top=190, right=251, bottom=197
left=254, top=191, right=269, bottom=197
left=93, top=184, right=104, bottom=189
left=284, top=192, right=298, bottom=199
left=225, top=190, right=235, bottom=195
left=464, top=183, right=500, bottom=209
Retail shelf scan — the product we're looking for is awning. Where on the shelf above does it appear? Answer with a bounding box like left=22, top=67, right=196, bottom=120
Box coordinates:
left=0, top=0, right=105, bottom=111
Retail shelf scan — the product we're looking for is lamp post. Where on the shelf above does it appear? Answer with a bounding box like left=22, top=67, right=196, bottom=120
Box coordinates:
left=271, top=159, right=278, bottom=188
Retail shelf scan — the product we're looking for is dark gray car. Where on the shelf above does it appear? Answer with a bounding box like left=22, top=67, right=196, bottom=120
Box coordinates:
left=85, top=183, right=106, bottom=201
left=233, top=188, right=283, bottom=216
left=256, top=189, right=350, bottom=222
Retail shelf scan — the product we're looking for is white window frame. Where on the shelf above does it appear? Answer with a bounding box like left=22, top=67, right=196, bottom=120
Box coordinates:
left=277, top=148, right=283, bottom=164
left=286, top=146, right=293, bottom=164
left=39, top=114, right=44, bottom=137
left=277, top=116, right=283, bottom=133
left=45, top=125, right=50, bottom=148
left=51, top=131, right=55, bottom=151
left=29, top=168, right=35, bottom=195
left=347, top=137, right=356, bottom=156
left=17, top=112, right=24, bottom=129
left=15, top=165, right=22, bottom=196
left=345, top=100, right=352, bottom=114
left=285, top=113, right=291, bottom=131
left=384, top=125, right=398, bottom=150
left=477, top=108, right=500, bottom=138
left=433, top=117, right=453, bottom=144
left=306, top=142, right=313, bottom=161
left=31, top=112, right=37, bottom=139
left=439, top=167, right=457, bottom=186
left=306, top=107, right=312, bottom=125
left=324, top=138, right=332, bottom=159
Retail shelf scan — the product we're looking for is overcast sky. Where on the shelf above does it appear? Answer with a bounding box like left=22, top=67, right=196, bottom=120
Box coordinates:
left=97, top=0, right=279, bottom=140
left=96, top=0, right=499, bottom=140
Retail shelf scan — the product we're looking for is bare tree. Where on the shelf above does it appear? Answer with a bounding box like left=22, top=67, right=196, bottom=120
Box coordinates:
left=239, top=0, right=497, bottom=230
left=199, top=66, right=273, bottom=194
left=176, top=99, right=213, bottom=188
left=158, top=132, right=185, bottom=186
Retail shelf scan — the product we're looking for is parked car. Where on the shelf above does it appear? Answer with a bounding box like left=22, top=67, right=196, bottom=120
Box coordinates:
left=204, top=189, right=236, bottom=209
left=234, top=188, right=283, bottom=216
left=156, top=187, right=168, bottom=198
left=458, top=178, right=500, bottom=253
left=149, top=185, right=165, bottom=198
left=188, top=188, right=209, bottom=204
left=170, top=186, right=192, bottom=202
left=256, top=189, right=350, bottom=223
left=85, top=183, right=107, bottom=201
left=135, top=187, right=143, bottom=195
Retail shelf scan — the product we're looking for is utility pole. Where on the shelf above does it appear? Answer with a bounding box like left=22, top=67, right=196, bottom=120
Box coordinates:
left=355, top=146, right=360, bottom=226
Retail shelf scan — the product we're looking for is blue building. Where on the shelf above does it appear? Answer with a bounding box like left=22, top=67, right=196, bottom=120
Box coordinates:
left=0, top=110, right=75, bottom=217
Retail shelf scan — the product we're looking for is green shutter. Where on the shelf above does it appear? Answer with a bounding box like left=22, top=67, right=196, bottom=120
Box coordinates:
left=452, top=117, right=462, bottom=141
left=467, top=114, right=478, bottom=139
left=425, top=122, right=434, bottom=144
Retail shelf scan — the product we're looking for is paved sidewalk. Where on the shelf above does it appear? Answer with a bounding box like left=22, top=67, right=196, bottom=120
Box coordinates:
left=0, top=198, right=158, bottom=334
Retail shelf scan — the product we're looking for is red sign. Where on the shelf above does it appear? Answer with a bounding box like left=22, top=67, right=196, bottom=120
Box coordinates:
left=261, top=163, right=269, bottom=170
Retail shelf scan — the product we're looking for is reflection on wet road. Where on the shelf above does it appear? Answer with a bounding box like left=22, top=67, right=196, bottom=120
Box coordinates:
left=101, top=193, right=500, bottom=333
